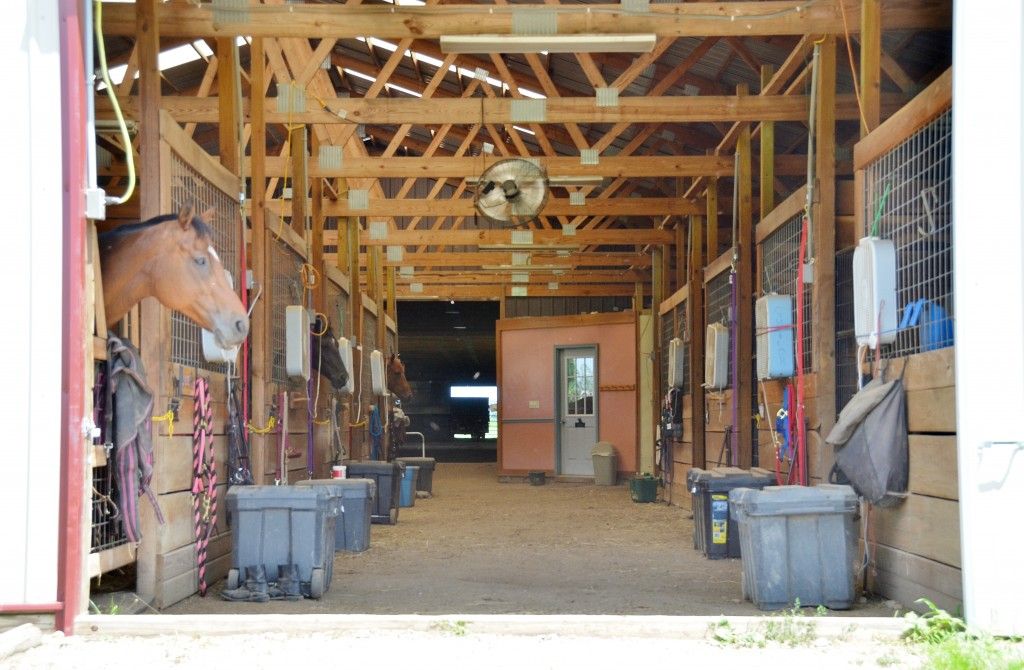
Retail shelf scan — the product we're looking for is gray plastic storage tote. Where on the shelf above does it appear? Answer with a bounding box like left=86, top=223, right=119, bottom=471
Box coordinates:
left=225, top=485, right=339, bottom=599
left=295, top=478, right=376, bottom=552
left=729, top=484, right=859, bottom=611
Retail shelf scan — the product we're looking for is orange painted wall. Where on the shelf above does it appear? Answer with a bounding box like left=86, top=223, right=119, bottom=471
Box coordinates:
left=498, top=316, right=637, bottom=475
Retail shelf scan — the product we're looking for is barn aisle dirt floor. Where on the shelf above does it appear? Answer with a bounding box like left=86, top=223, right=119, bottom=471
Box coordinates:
left=168, top=462, right=893, bottom=617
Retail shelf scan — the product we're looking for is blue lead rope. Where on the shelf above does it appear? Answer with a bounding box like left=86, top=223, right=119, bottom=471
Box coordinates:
left=369, top=406, right=384, bottom=461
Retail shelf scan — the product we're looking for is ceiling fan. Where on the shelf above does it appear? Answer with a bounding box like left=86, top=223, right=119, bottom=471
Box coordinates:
left=472, top=158, right=550, bottom=227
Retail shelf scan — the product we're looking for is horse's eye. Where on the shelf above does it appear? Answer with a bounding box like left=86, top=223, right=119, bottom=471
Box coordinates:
left=194, top=256, right=207, bottom=267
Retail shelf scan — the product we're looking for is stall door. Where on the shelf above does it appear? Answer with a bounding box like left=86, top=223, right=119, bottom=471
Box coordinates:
left=558, top=347, right=598, bottom=475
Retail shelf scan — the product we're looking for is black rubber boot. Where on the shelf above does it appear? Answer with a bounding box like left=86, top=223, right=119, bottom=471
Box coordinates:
left=268, top=564, right=304, bottom=601
left=221, top=565, right=270, bottom=603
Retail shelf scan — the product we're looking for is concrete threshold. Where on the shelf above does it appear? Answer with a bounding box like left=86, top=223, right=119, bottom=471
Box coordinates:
left=76, top=613, right=907, bottom=640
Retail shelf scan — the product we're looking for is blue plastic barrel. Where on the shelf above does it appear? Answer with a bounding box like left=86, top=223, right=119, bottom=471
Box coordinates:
left=399, top=465, right=419, bottom=508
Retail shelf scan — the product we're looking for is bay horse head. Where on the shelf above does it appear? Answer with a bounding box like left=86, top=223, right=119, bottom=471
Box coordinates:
left=387, top=353, right=413, bottom=400
left=100, top=205, right=249, bottom=349
left=311, top=314, right=348, bottom=392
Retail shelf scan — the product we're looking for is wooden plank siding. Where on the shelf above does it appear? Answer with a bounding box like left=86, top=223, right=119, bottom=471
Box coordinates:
left=866, top=347, right=961, bottom=612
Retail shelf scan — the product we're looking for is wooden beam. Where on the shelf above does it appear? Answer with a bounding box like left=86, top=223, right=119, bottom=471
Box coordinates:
left=854, top=67, right=952, bottom=170
left=393, top=270, right=648, bottom=283
left=688, top=214, right=706, bottom=469
left=759, top=64, right=776, bottom=218
left=860, top=0, right=882, bottom=135
left=249, top=37, right=269, bottom=486
left=811, top=36, right=837, bottom=478
left=706, top=178, right=719, bottom=260
left=289, top=125, right=307, bottom=236
left=215, top=38, right=240, bottom=174
left=327, top=228, right=674, bottom=246
left=246, top=154, right=760, bottom=179
left=328, top=251, right=655, bottom=268
left=735, top=87, right=754, bottom=470
left=102, top=2, right=953, bottom=39
left=674, top=221, right=686, bottom=291
left=397, top=283, right=642, bottom=299
left=103, top=93, right=891, bottom=125
left=278, top=197, right=700, bottom=218
left=134, top=0, right=160, bottom=608
left=311, top=133, right=325, bottom=311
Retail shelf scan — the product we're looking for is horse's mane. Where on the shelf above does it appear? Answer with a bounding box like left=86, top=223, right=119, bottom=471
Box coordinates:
left=99, top=212, right=214, bottom=242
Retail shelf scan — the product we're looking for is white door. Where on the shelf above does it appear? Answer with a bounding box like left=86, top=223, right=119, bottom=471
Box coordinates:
left=558, top=347, right=598, bottom=476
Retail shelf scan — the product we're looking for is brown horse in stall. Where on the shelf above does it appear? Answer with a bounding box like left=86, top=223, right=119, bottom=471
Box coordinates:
left=386, top=354, right=413, bottom=460
left=99, top=205, right=248, bottom=348
left=387, top=353, right=413, bottom=400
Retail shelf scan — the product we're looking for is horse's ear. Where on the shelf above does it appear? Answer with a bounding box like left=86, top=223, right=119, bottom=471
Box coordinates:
left=177, top=204, right=194, bottom=230
left=199, top=207, right=215, bottom=223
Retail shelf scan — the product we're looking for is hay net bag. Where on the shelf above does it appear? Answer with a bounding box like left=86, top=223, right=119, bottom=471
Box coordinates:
left=826, top=374, right=909, bottom=507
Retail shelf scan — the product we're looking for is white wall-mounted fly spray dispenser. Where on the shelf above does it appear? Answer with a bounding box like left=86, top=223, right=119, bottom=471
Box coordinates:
left=667, top=337, right=686, bottom=389
left=201, top=270, right=241, bottom=363
left=370, top=349, right=386, bottom=396
left=853, top=236, right=898, bottom=348
left=705, top=323, right=729, bottom=390
left=285, top=305, right=311, bottom=380
left=337, top=337, right=355, bottom=395
left=756, top=294, right=795, bottom=380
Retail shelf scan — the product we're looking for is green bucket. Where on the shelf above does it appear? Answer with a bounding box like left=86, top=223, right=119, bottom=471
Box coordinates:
left=630, top=473, right=659, bottom=503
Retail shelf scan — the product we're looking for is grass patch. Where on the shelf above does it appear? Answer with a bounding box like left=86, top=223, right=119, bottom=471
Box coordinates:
left=903, top=599, right=1024, bottom=670
left=431, top=620, right=469, bottom=637
left=707, top=600, right=826, bottom=648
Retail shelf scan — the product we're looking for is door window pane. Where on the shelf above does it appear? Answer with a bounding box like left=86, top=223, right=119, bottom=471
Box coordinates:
left=564, top=355, right=595, bottom=416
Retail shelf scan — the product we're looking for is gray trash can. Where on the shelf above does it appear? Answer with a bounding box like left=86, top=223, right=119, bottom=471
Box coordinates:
left=729, top=484, right=859, bottom=611
left=295, top=478, right=376, bottom=553
left=687, top=466, right=775, bottom=559
left=591, top=441, right=617, bottom=485
left=395, top=457, right=437, bottom=494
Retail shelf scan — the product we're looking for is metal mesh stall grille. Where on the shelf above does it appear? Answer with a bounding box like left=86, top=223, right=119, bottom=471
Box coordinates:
left=834, top=249, right=858, bottom=412
left=673, top=300, right=690, bottom=392
left=659, top=309, right=673, bottom=393
left=760, top=214, right=812, bottom=372
left=386, top=329, right=397, bottom=357
left=863, top=107, right=953, bottom=359
left=91, top=464, right=127, bottom=553
left=362, top=309, right=378, bottom=396
left=705, top=270, right=733, bottom=388
left=325, top=279, right=349, bottom=337
left=168, top=152, right=240, bottom=373
left=269, top=237, right=306, bottom=387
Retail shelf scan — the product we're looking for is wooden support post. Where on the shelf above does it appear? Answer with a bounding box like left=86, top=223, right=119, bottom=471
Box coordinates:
left=499, top=293, right=507, bottom=319
left=386, top=266, right=397, bottom=326
left=706, top=177, right=719, bottom=261
left=689, top=215, right=706, bottom=469
left=812, top=36, right=838, bottom=479
left=674, top=220, right=687, bottom=291
left=760, top=64, right=775, bottom=219
left=336, top=178, right=349, bottom=273
left=652, top=245, right=665, bottom=444
left=134, top=0, right=160, bottom=605
left=735, top=84, right=754, bottom=470
left=860, top=0, right=881, bottom=135
left=633, top=282, right=643, bottom=313
left=310, top=133, right=325, bottom=311
left=216, top=38, right=240, bottom=174
left=290, top=126, right=308, bottom=236
left=250, top=37, right=269, bottom=484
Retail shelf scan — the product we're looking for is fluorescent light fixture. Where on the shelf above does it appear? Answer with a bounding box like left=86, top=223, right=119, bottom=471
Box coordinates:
left=440, top=34, right=657, bottom=55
